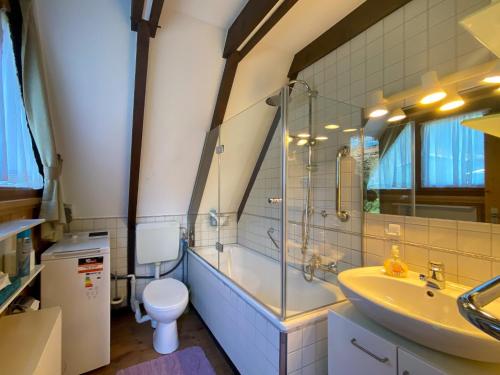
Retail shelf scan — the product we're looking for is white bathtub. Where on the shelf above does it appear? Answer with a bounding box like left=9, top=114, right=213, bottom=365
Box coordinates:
left=188, top=244, right=344, bottom=374
left=191, top=244, right=345, bottom=319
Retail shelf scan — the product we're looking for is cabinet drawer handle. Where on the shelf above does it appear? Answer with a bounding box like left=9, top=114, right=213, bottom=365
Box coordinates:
left=350, top=338, right=389, bottom=364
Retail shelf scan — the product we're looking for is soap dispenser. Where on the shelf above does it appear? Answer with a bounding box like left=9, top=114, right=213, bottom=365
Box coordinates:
left=384, top=244, right=408, bottom=278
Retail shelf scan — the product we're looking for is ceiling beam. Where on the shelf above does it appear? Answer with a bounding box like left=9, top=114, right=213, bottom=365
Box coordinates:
left=127, top=19, right=151, bottom=276
left=187, top=0, right=300, bottom=244
left=130, top=0, right=144, bottom=31
left=223, top=0, right=280, bottom=58
left=288, top=0, right=412, bottom=78
left=149, top=0, right=164, bottom=38
left=239, top=0, right=299, bottom=59
left=127, top=0, right=165, bottom=277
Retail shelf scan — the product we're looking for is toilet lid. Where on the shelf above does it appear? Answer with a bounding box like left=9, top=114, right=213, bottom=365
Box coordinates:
left=143, top=278, right=188, bottom=311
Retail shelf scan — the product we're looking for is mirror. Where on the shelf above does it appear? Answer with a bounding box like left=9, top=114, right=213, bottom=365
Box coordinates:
left=364, top=86, right=500, bottom=223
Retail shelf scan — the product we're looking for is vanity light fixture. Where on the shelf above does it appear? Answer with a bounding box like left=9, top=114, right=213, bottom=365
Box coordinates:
left=439, top=91, right=465, bottom=112
left=419, top=71, right=447, bottom=105
left=387, top=108, right=407, bottom=123
left=315, top=136, right=328, bottom=141
left=297, top=133, right=310, bottom=138
left=324, top=124, right=340, bottom=130
left=367, top=90, right=388, bottom=118
left=296, top=139, right=308, bottom=146
left=482, top=60, right=500, bottom=84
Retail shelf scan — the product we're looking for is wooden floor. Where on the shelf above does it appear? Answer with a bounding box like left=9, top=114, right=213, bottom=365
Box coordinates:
left=87, top=306, right=237, bottom=375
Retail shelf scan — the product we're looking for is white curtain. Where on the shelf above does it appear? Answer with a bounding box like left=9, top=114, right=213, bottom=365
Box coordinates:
left=367, top=123, right=412, bottom=190
left=20, top=0, right=66, bottom=240
left=0, top=11, right=42, bottom=188
left=421, top=111, right=485, bottom=188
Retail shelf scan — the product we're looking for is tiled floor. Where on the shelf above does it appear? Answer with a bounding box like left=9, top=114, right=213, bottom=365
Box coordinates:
left=87, top=306, right=237, bottom=375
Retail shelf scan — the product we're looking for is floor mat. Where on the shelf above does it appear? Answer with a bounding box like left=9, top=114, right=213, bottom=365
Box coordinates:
left=116, top=346, right=216, bottom=375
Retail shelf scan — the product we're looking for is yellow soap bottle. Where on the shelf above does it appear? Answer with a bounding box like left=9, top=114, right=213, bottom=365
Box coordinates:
left=384, top=244, right=408, bottom=278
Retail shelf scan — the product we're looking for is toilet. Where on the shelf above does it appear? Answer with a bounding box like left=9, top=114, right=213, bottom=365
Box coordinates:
left=136, top=222, right=189, bottom=354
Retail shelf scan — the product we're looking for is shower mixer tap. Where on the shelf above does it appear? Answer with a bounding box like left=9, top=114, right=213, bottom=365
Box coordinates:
left=303, top=254, right=338, bottom=281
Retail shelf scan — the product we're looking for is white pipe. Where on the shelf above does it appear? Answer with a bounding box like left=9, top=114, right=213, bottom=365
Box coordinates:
left=127, top=274, right=151, bottom=324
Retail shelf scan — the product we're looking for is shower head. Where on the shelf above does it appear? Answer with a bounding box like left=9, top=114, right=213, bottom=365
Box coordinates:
left=266, top=94, right=281, bottom=107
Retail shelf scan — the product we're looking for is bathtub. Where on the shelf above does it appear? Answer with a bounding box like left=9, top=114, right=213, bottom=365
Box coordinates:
left=187, top=244, right=346, bottom=374
left=193, top=244, right=344, bottom=318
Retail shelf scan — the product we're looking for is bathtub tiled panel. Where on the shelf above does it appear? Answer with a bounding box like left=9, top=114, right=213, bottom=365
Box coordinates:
left=68, top=214, right=188, bottom=306
left=287, top=319, right=328, bottom=375
left=188, top=252, right=280, bottom=375
left=364, top=213, right=500, bottom=286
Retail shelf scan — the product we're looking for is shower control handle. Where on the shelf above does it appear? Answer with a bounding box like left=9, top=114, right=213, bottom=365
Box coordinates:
left=267, top=197, right=282, bottom=205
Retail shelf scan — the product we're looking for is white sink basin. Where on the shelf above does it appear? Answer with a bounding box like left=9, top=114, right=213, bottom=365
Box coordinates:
left=338, top=267, right=500, bottom=363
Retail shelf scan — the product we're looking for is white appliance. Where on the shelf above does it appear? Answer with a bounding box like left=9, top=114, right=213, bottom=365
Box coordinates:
left=41, top=231, right=110, bottom=375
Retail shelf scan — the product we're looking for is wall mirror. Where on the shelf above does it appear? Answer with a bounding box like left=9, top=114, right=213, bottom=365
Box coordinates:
left=364, top=84, right=500, bottom=224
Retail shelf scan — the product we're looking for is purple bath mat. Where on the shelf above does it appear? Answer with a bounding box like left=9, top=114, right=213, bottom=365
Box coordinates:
left=116, top=346, right=216, bottom=375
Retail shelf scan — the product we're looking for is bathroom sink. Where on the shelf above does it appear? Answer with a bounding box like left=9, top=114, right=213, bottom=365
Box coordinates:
left=338, top=267, right=500, bottom=363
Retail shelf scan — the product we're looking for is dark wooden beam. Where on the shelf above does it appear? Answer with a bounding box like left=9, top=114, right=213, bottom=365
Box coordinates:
left=239, top=0, right=299, bottom=59
left=127, top=19, right=151, bottom=276
left=187, top=127, right=220, bottom=243
left=288, top=0, right=412, bottom=78
left=149, top=0, right=164, bottom=38
left=210, top=52, right=241, bottom=129
left=223, top=0, right=280, bottom=58
left=131, top=0, right=144, bottom=31
left=187, top=0, right=300, bottom=241
left=237, top=110, right=280, bottom=221
left=236, top=73, right=298, bottom=221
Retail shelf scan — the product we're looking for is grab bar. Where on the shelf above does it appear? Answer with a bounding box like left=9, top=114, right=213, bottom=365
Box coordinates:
left=457, top=275, right=500, bottom=340
left=267, top=227, right=280, bottom=249
left=336, top=146, right=350, bottom=222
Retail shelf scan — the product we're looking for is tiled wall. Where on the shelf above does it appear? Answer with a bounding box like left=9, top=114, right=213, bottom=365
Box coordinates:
left=192, top=212, right=238, bottom=247
left=237, top=89, right=365, bottom=281
left=364, top=213, right=500, bottom=286
left=240, top=0, right=498, bottom=287
left=68, top=214, right=188, bottom=305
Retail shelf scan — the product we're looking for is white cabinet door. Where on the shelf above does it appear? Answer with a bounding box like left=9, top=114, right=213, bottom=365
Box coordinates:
left=329, top=312, right=397, bottom=375
left=398, top=349, right=445, bottom=375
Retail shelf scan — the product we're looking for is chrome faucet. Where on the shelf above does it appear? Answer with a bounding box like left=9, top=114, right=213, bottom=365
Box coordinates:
left=303, top=254, right=338, bottom=282
left=426, top=261, right=446, bottom=289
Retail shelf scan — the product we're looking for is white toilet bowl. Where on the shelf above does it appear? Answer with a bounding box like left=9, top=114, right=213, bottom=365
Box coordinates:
left=143, top=278, right=189, bottom=354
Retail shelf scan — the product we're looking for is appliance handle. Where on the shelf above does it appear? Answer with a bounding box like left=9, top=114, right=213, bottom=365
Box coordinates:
left=53, top=249, right=102, bottom=257
left=336, top=146, right=350, bottom=222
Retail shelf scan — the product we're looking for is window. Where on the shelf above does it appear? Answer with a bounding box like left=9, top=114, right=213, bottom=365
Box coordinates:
left=367, top=123, right=412, bottom=190
left=0, top=12, right=43, bottom=189
left=421, top=111, right=485, bottom=188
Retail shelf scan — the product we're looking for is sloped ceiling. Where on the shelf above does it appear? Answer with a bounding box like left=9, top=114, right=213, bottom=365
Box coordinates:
left=165, top=0, right=248, bottom=29
left=199, top=0, right=366, bottom=215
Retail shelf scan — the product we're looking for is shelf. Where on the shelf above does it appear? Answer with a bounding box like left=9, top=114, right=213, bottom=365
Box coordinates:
left=0, top=265, right=44, bottom=314
left=0, top=219, right=45, bottom=242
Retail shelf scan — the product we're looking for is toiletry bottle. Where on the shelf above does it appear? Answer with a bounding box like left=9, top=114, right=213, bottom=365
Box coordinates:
left=384, top=244, right=408, bottom=278
left=16, top=230, right=32, bottom=277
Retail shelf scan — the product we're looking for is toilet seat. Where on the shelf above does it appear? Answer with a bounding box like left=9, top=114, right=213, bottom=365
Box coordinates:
left=143, top=278, right=188, bottom=311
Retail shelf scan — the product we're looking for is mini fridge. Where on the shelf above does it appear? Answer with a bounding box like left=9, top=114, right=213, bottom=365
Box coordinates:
left=41, top=231, right=110, bottom=375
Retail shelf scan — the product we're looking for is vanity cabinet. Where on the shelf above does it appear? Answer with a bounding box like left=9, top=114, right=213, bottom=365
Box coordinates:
left=329, top=309, right=397, bottom=375
left=398, top=349, right=444, bottom=375
left=328, top=302, right=500, bottom=375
